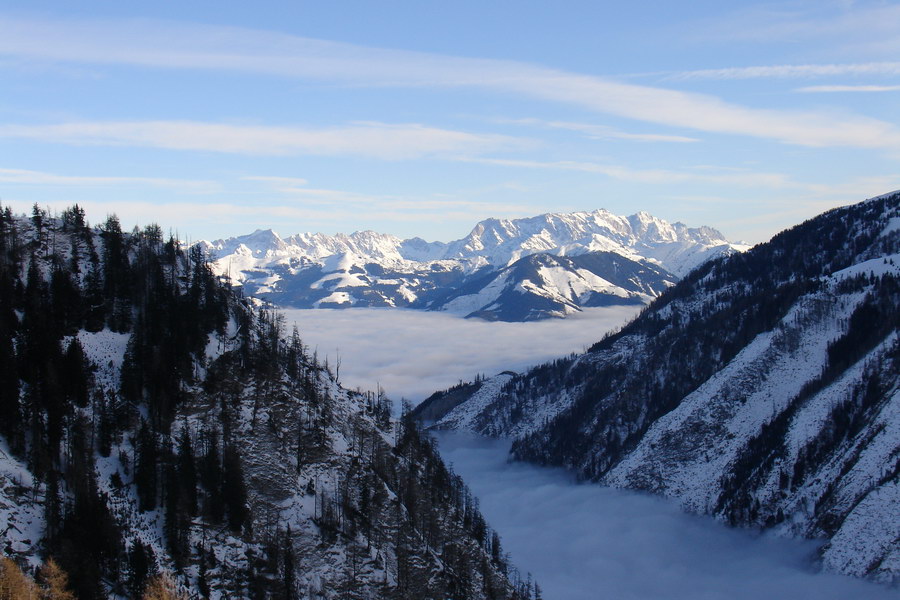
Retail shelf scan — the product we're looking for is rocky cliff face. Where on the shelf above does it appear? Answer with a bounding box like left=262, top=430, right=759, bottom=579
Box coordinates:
left=415, top=192, right=900, bottom=584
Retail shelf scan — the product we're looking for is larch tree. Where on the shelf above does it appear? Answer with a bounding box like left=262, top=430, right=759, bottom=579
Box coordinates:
left=0, top=557, right=39, bottom=600
left=142, top=572, right=188, bottom=600
left=38, top=558, right=75, bottom=600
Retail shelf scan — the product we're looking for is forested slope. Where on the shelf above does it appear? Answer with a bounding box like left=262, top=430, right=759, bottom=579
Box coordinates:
left=0, top=205, right=535, bottom=599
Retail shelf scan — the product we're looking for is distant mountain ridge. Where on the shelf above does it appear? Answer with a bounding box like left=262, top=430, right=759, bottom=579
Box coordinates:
left=198, top=209, right=747, bottom=321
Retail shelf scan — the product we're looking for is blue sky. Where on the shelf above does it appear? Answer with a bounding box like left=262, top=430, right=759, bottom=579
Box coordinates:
left=1, top=0, right=899, bottom=243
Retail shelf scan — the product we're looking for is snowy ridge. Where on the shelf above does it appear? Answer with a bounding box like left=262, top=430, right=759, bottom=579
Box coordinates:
left=418, top=192, right=900, bottom=585
left=196, top=209, right=744, bottom=321
left=429, top=373, right=515, bottom=432
left=442, top=209, right=744, bottom=276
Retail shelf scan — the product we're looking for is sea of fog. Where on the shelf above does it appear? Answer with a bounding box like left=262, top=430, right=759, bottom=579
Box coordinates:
left=286, top=306, right=896, bottom=599
left=284, top=306, right=640, bottom=402
left=433, top=432, right=896, bottom=600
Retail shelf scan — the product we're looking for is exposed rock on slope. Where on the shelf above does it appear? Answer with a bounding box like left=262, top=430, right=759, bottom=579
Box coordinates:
left=415, top=192, right=900, bottom=584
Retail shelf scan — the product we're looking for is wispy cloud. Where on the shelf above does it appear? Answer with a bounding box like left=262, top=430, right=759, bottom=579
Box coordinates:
left=239, top=176, right=386, bottom=206
left=1, top=168, right=536, bottom=238
left=460, top=157, right=795, bottom=188
left=667, top=61, right=900, bottom=81
left=241, top=175, right=309, bottom=187
left=0, top=199, right=433, bottom=236
left=0, top=120, right=527, bottom=159
left=241, top=176, right=530, bottom=217
left=0, top=167, right=217, bottom=192
left=711, top=176, right=900, bottom=242
left=2, top=16, right=899, bottom=150
left=795, top=175, right=900, bottom=199
left=691, top=3, right=900, bottom=47
left=795, top=84, right=900, bottom=93
left=500, top=118, right=699, bottom=143
left=465, top=158, right=900, bottom=204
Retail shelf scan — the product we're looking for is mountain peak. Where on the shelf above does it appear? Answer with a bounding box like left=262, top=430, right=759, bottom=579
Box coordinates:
left=247, top=227, right=282, bottom=240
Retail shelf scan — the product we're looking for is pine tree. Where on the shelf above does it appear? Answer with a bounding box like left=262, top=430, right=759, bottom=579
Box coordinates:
left=135, top=420, right=159, bottom=511
left=280, top=528, right=297, bottom=600
left=82, top=257, right=105, bottom=332
left=222, top=444, right=249, bottom=533
left=200, top=428, right=225, bottom=524
left=62, top=338, right=91, bottom=408
left=175, top=427, right=198, bottom=516
left=164, top=455, right=190, bottom=571
left=100, top=214, right=132, bottom=332
left=31, top=204, right=45, bottom=248
left=49, top=267, right=81, bottom=335
left=127, top=542, right=154, bottom=599
left=0, top=320, right=20, bottom=451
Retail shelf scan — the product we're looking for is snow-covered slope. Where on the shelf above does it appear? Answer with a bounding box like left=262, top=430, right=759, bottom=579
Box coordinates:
left=197, top=209, right=745, bottom=321
left=430, top=251, right=674, bottom=321
left=415, top=192, right=900, bottom=585
left=0, top=209, right=529, bottom=599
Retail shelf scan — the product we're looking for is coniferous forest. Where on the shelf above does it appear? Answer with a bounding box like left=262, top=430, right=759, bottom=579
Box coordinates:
left=0, top=204, right=539, bottom=599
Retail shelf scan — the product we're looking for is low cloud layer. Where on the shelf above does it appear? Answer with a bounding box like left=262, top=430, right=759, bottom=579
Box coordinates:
left=435, top=432, right=897, bottom=600
left=283, top=306, right=640, bottom=402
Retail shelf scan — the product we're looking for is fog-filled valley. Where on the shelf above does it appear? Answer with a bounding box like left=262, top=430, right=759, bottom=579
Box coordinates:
left=4, top=2, right=900, bottom=595
left=434, top=432, right=897, bottom=600
left=290, top=303, right=898, bottom=599
left=283, top=306, right=641, bottom=401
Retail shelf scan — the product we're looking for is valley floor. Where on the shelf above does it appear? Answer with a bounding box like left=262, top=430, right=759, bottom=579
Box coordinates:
left=432, top=431, right=898, bottom=600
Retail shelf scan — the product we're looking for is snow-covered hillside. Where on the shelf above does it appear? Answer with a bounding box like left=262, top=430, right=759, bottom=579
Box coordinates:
left=0, top=207, right=533, bottom=599
left=197, top=209, right=745, bottom=321
left=413, top=192, right=900, bottom=585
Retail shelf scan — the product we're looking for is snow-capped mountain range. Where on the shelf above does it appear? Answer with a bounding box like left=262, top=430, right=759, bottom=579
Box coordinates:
left=198, top=209, right=748, bottom=321
left=413, top=192, right=900, bottom=585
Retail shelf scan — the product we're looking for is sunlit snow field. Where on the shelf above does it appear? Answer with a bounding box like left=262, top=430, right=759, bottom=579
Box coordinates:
left=284, top=306, right=640, bottom=401
left=434, top=432, right=897, bottom=600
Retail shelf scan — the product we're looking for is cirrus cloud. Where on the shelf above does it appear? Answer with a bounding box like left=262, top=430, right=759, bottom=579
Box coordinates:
left=0, top=167, right=218, bottom=192
left=0, top=120, right=529, bottom=159
left=795, top=84, right=900, bottom=93
left=666, top=61, right=900, bottom=81
left=1, top=15, right=899, bottom=150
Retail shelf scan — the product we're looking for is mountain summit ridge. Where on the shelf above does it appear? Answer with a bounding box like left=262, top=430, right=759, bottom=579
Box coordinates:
left=198, top=208, right=746, bottom=321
